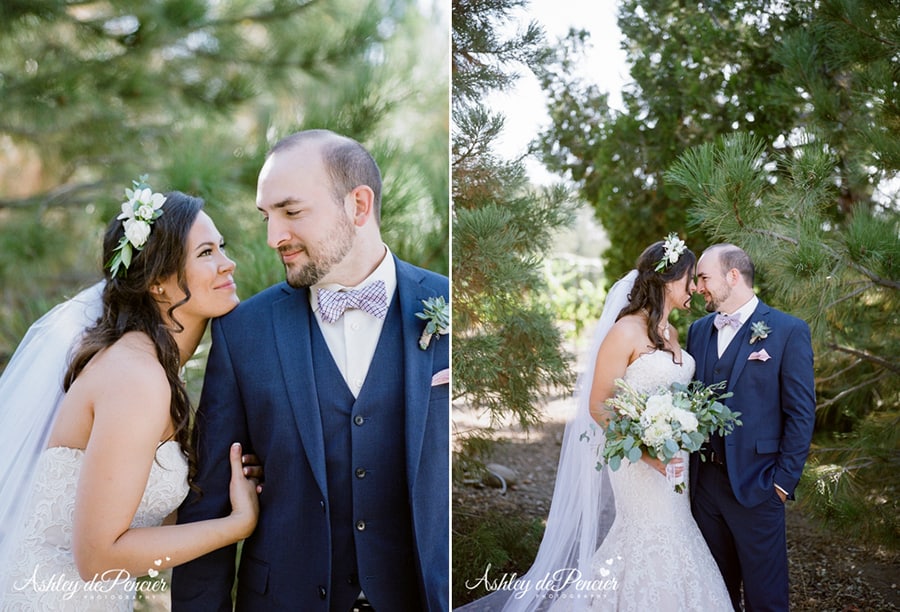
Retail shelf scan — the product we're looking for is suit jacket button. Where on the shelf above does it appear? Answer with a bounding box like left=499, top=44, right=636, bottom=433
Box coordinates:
left=318, top=585, right=327, bottom=600
left=356, top=520, right=366, bottom=531
left=320, top=500, right=326, bottom=512
left=355, top=467, right=366, bottom=478
left=353, top=414, right=365, bottom=426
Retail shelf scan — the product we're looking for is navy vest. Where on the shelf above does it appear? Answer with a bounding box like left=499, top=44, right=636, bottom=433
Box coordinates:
left=705, top=322, right=751, bottom=457
left=310, top=296, right=420, bottom=611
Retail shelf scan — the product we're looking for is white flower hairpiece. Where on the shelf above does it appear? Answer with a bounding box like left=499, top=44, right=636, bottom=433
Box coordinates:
left=654, top=232, right=686, bottom=272
left=107, top=176, right=166, bottom=278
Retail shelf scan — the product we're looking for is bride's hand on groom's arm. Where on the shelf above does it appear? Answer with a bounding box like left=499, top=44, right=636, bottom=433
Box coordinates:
left=228, top=442, right=260, bottom=539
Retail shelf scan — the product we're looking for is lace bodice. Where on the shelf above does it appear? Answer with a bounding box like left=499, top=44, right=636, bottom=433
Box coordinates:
left=1, top=441, right=188, bottom=611
left=621, top=349, right=695, bottom=393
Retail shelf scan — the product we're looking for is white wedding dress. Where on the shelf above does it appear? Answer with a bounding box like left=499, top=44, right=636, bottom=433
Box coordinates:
left=551, top=350, right=731, bottom=611
left=1, top=441, right=188, bottom=611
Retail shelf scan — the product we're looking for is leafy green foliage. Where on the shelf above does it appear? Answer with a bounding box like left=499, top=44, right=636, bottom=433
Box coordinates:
left=452, top=1, right=581, bottom=596
left=452, top=0, right=577, bottom=432
left=451, top=508, right=544, bottom=605
left=798, top=413, right=900, bottom=549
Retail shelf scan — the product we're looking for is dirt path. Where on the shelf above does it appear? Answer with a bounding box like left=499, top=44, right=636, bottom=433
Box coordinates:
left=453, top=397, right=899, bottom=611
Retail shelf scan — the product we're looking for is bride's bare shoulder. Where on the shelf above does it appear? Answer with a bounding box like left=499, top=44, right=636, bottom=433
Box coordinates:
left=610, top=314, right=648, bottom=339
left=79, top=332, right=168, bottom=393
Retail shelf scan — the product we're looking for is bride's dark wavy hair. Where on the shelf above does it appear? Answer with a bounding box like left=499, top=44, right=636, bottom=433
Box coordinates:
left=617, top=240, right=696, bottom=362
left=64, top=191, right=203, bottom=489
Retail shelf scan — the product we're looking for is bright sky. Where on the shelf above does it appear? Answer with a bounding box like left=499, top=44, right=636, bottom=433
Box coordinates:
left=488, top=0, right=630, bottom=184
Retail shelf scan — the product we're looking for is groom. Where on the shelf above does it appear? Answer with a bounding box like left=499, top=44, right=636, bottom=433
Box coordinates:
left=688, top=244, right=815, bottom=611
left=172, top=130, right=449, bottom=611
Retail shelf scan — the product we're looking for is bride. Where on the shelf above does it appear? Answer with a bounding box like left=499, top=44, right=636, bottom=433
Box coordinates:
left=456, top=237, right=731, bottom=611
left=0, top=182, right=260, bottom=610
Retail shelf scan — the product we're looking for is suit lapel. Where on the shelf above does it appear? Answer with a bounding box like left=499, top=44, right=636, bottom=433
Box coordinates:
left=691, top=314, right=716, bottom=382
left=395, top=258, right=437, bottom=490
left=271, top=286, right=329, bottom=497
left=726, top=301, right=771, bottom=393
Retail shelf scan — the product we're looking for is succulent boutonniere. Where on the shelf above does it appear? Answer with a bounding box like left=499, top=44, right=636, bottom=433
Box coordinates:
left=416, top=296, right=449, bottom=350
left=749, top=321, right=771, bottom=345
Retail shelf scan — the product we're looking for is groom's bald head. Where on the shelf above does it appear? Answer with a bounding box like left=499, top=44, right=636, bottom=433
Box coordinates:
left=702, top=244, right=754, bottom=288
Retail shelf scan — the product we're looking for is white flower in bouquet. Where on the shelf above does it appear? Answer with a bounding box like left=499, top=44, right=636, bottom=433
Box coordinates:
left=641, top=420, right=674, bottom=449
left=671, top=407, right=699, bottom=433
left=641, top=392, right=675, bottom=428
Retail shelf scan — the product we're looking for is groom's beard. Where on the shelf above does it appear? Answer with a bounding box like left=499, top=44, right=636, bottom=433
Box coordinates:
left=282, top=214, right=355, bottom=288
left=703, top=285, right=731, bottom=313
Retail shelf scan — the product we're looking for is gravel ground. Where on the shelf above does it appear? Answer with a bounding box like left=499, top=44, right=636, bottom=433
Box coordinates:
left=453, top=397, right=899, bottom=611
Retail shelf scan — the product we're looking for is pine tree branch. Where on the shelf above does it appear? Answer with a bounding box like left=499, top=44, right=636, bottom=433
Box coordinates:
left=827, top=344, right=900, bottom=375
left=815, top=370, right=889, bottom=410
left=740, top=227, right=900, bottom=291
left=823, top=281, right=877, bottom=310
left=815, top=358, right=864, bottom=384
left=833, top=11, right=896, bottom=49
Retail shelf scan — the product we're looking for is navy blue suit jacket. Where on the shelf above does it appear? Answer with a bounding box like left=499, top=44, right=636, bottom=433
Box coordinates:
left=687, top=301, right=816, bottom=507
left=172, top=256, right=449, bottom=611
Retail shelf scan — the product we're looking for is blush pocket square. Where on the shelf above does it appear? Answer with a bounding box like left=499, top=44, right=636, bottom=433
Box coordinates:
left=431, top=368, right=450, bottom=386
left=748, top=348, right=771, bottom=362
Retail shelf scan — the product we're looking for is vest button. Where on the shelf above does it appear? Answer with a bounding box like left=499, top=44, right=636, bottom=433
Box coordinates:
left=354, top=414, right=365, bottom=426
left=320, top=500, right=326, bottom=512
left=318, top=585, right=327, bottom=600
left=356, top=520, right=366, bottom=531
left=355, top=467, right=367, bottom=478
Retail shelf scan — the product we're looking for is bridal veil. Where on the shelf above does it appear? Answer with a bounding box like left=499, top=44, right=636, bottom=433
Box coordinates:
left=456, top=270, right=637, bottom=611
left=0, top=282, right=104, bottom=587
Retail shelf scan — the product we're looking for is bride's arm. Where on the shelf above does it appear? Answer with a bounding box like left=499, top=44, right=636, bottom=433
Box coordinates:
left=71, top=342, right=258, bottom=581
left=588, top=321, right=634, bottom=425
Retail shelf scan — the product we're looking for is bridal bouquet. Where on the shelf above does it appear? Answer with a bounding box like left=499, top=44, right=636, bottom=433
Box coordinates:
left=600, top=379, right=741, bottom=492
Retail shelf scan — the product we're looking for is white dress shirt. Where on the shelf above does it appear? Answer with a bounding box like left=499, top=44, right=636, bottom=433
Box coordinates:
left=716, top=295, right=759, bottom=358
left=310, top=246, right=396, bottom=398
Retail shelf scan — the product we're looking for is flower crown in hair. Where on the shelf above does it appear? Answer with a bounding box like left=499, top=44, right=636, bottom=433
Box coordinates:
left=106, top=176, right=166, bottom=278
left=654, top=232, right=686, bottom=272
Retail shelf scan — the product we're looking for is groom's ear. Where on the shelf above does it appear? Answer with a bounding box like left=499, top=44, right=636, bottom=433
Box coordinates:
left=347, top=185, right=375, bottom=227
left=726, top=268, right=742, bottom=287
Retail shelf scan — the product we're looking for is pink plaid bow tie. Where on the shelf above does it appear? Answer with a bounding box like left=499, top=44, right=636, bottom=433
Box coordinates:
left=317, top=280, right=389, bottom=324
left=714, top=312, right=742, bottom=330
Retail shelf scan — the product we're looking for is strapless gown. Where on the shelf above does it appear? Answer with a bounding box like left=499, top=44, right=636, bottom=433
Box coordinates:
left=1, top=441, right=188, bottom=611
left=576, top=350, right=731, bottom=611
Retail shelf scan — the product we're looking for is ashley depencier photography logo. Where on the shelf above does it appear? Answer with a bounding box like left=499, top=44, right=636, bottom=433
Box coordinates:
left=466, top=562, right=620, bottom=601
left=13, top=565, right=168, bottom=601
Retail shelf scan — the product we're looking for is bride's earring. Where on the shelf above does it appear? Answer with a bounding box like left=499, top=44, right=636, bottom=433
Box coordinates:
left=154, top=286, right=164, bottom=295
